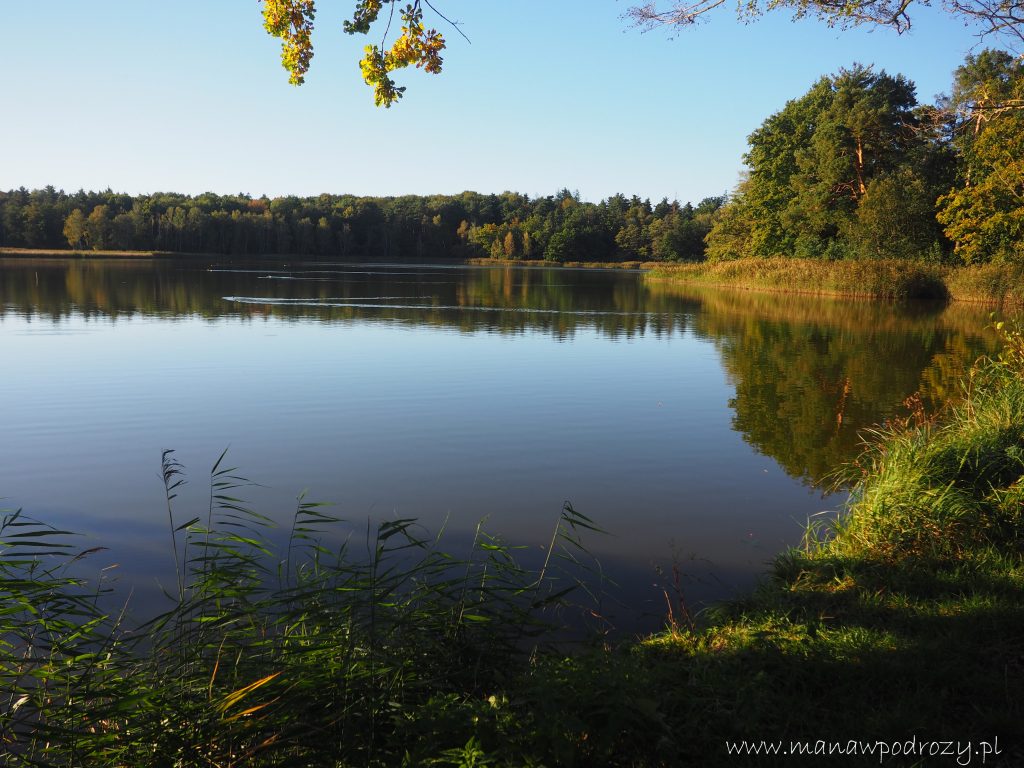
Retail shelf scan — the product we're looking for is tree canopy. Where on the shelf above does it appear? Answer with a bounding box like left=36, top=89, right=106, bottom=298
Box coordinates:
left=936, top=51, right=1024, bottom=263
left=704, top=51, right=1023, bottom=264
left=706, top=65, right=951, bottom=261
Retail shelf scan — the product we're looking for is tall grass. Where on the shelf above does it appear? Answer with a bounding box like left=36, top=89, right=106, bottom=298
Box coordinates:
left=944, top=262, right=1024, bottom=306
left=647, top=257, right=1024, bottom=305
left=826, top=318, right=1024, bottom=561
left=1, top=452, right=606, bottom=767
left=646, top=258, right=950, bottom=300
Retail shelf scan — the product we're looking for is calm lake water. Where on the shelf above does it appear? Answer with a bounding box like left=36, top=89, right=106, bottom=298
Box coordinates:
left=0, top=257, right=998, bottom=633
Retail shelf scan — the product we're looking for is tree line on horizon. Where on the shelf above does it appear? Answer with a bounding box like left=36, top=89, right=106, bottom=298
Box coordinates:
left=0, top=186, right=724, bottom=264
left=1, top=50, right=1020, bottom=266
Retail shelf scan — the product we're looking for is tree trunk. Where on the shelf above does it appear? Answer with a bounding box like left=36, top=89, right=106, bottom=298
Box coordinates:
left=855, top=137, right=867, bottom=198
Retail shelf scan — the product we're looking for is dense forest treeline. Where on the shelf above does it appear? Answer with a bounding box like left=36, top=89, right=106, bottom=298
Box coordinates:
left=0, top=186, right=724, bottom=263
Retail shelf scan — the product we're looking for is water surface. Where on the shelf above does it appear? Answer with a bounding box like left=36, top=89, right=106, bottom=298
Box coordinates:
left=0, top=258, right=997, bottom=632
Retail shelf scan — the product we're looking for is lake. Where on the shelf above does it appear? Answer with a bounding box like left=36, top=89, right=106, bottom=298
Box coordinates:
left=0, top=257, right=997, bottom=634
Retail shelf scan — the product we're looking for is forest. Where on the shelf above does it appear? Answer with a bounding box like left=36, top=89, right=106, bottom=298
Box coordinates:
left=0, top=186, right=724, bottom=264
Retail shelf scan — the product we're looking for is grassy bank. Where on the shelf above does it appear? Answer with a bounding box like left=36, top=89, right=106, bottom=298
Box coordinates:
left=0, top=247, right=171, bottom=259
left=4, top=333, right=1024, bottom=765
left=1, top=249, right=646, bottom=269
left=647, top=258, right=1024, bottom=306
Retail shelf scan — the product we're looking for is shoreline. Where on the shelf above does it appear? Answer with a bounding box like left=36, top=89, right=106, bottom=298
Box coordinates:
left=0, top=248, right=653, bottom=271
left=6, top=248, right=1022, bottom=308
left=646, top=257, right=1024, bottom=307
left=0, top=247, right=171, bottom=259
left=464, top=257, right=655, bottom=270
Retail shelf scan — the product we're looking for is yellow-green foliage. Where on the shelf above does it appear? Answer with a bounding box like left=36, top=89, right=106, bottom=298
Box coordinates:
left=944, top=262, right=1024, bottom=305
left=647, top=258, right=948, bottom=300
left=936, top=57, right=1024, bottom=265
left=262, top=0, right=445, bottom=105
left=648, top=258, right=1024, bottom=306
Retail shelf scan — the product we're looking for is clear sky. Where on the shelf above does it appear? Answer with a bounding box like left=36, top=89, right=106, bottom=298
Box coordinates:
left=0, top=0, right=999, bottom=204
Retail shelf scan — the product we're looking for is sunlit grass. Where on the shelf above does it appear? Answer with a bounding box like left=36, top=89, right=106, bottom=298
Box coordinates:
left=0, top=246, right=165, bottom=259
left=647, top=257, right=1024, bottom=305
left=465, top=257, right=655, bottom=270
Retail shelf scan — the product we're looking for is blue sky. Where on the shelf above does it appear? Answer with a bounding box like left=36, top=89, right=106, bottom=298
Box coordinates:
left=0, top=0, right=998, bottom=203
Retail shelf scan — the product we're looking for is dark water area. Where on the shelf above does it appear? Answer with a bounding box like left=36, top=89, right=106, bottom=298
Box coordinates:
left=0, top=257, right=999, bottom=634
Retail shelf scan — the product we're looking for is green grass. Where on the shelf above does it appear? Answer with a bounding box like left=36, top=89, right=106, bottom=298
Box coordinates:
left=647, top=257, right=1024, bottom=306
left=4, top=328, right=1024, bottom=765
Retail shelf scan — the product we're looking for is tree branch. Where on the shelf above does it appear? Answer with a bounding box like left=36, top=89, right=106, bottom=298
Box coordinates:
left=626, top=0, right=1023, bottom=48
left=423, top=0, right=472, bottom=43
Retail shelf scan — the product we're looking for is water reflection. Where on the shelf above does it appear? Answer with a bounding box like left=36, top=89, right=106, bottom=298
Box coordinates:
left=648, top=284, right=996, bottom=485
left=0, top=258, right=695, bottom=339
left=0, top=258, right=1001, bottom=629
left=0, top=258, right=998, bottom=488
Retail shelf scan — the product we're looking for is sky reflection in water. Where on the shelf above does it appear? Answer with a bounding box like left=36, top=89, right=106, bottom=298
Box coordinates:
left=0, top=259, right=997, bottom=632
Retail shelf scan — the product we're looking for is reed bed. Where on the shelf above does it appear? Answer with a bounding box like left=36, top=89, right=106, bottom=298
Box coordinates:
left=1, top=452, right=606, bottom=766
left=647, top=258, right=1024, bottom=306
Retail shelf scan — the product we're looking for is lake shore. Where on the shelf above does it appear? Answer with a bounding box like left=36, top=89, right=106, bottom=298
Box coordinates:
left=647, top=257, right=1024, bottom=306
left=0, top=246, right=185, bottom=259
left=9, top=247, right=1022, bottom=308
left=2, top=249, right=650, bottom=272
left=1, top=248, right=650, bottom=270
left=627, top=326, right=1024, bottom=761
left=0, top=247, right=498, bottom=265
left=465, top=257, right=655, bottom=270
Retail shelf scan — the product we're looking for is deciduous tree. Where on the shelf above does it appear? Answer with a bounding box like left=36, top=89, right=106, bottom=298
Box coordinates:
left=937, top=53, right=1024, bottom=262
left=85, top=205, right=113, bottom=251
left=63, top=209, right=87, bottom=249
left=851, top=168, right=946, bottom=259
